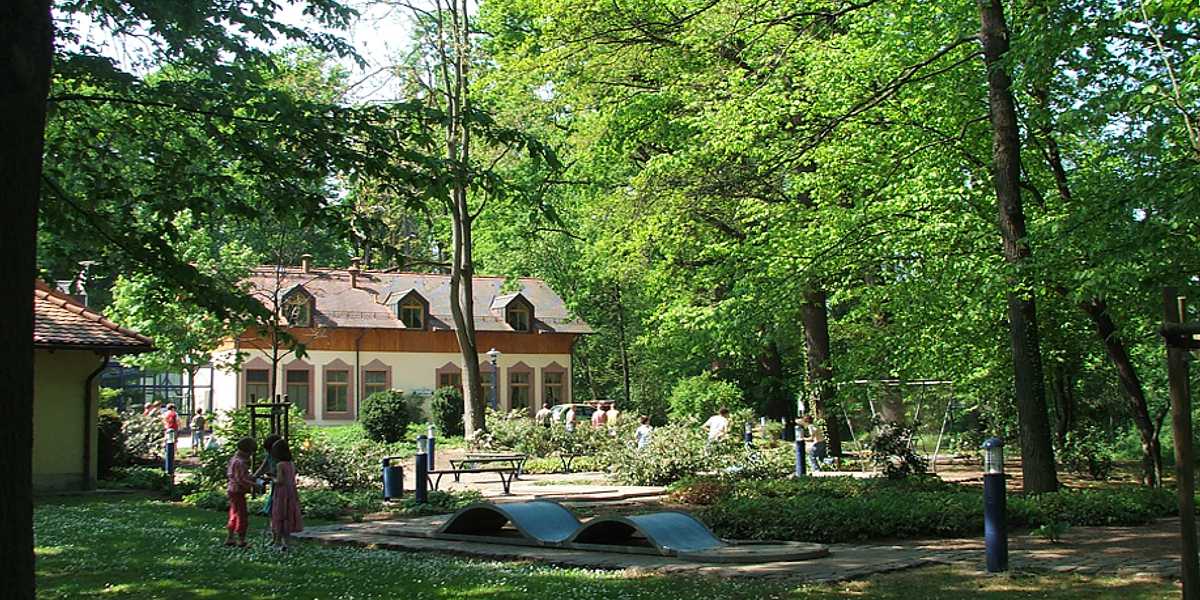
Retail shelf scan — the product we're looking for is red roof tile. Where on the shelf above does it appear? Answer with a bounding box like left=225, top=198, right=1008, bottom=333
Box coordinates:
left=34, top=280, right=154, bottom=353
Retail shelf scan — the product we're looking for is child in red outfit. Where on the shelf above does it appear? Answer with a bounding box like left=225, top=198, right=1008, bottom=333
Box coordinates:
left=225, top=437, right=258, bottom=547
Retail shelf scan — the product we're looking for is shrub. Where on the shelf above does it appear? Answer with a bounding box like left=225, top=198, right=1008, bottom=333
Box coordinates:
left=360, top=390, right=418, bottom=444
left=390, top=489, right=483, bottom=517
left=120, top=409, right=165, bottom=461
left=693, top=477, right=1179, bottom=543
left=603, top=421, right=730, bottom=486
left=867, top=419, right=928, bottom=479
left=1059, top=426, right=1117, bottom=480
left=97, top=409, right=126, bottom=476
left=473, top=409, right=557, bottom=456
left=104, top=466, right=171, bottom=491
left=183, top=489, right=229, bottom=511
left=430, top=387, right=465, bottom=437
left=667, top=373, right=745, bottom=420
left=196, top=406, right=313, bottom=488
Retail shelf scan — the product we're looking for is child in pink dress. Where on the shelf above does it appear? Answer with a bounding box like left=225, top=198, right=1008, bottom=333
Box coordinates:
left=269, top=439, right=304, bottom=551
left=225, top=437, right=258, bottom=547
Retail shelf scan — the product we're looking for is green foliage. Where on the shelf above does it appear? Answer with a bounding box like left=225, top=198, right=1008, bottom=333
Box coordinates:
left=103, top=467, right=171, bottom=492
left=667, top=373, right=745, bottom=421
left=119, top=409, right=165, bottom=462
left=867, top=420, right=928, bottom=480
left=98, top=387, right=120, bottom=410
left=96, top=409, right=125, bottom=476
left=360, top=390, right=418, bottom=444
left=430, top=386, right=466, bottom=437
left=602, top=421, right=727, bottom=486
left=182, top=489, right=229, bottom=511
left=473, top=409, right=557, bottom=456
left=1059, top=426, right=1118, bottom=481
left=390, top=490, right=484, bottom=517
left=1033, top=521, right=1071, bottom=544
left=196, top=406, right=314, bottom=488
left=693, top=477, right=1180, bottom=543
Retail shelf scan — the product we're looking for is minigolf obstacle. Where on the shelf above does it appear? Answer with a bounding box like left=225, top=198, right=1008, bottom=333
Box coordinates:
left=434, top=500, right=829, bottom=563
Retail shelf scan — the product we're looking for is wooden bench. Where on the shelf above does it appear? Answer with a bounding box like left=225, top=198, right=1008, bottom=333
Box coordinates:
left=427, top=466, right=519, bottom=495
left=453, top=453, right=529, bottom=480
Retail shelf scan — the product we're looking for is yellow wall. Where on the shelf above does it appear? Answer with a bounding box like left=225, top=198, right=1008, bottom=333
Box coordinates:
left=33, top=349, right=103, bottom=491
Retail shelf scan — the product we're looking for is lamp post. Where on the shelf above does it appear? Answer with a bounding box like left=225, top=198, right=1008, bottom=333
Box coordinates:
left=426, top=424, right=436, bottom=473
left=415, top=435, right=429, bottom=504
left=982, top=437, right=1008, bottom=573
left=486, top=348, right=501, bottom=410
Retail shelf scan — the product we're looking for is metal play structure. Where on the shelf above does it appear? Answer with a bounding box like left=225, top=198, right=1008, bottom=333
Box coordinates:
left=833, top=379, right=969, bottom=470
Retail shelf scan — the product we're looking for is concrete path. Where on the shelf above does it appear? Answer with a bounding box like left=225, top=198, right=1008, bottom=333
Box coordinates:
left=295, top=511, right=1193, bottom=582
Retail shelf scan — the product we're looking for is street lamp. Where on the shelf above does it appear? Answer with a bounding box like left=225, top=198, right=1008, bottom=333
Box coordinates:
left=486, top=348, right=501, bottom=410
left=981, top=437, right=1007, bottom=573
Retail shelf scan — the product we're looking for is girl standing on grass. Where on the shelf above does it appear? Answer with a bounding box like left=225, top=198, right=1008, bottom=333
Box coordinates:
left=225, top=437, right=258, bottom=547
left=269, top=439, right=303, bottom=551
left=253, top=434, right=282, bottom=520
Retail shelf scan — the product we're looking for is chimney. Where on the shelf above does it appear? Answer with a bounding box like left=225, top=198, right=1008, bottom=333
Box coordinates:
left=348, top=266, right=360, bottom=289
left=301, top=253, right=313, bottom=273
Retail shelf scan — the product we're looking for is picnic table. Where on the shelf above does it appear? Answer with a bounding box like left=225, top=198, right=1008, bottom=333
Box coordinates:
left=450, top=453, right=529, bottom=480
left=427, top=465, right=519, bottom=495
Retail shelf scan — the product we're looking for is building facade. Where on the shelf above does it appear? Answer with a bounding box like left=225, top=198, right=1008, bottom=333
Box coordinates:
left=210, top=261, right=591, bottom=425
left=33, top=280, right=153, bottom=491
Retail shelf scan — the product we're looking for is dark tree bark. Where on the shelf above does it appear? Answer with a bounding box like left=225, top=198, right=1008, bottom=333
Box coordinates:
left=1, top=1, right=52, bottom=597
left=802, top=289, right=842, bottom=457
left=978, top=0, right=1058, bottom=493
left=760, top=338, right=793, bottom=423
left=1050, top=361, right=1075, bottom=448
left=612, top=285, right=632, bottom=407
left=1081, top=298, right=1163, bottom=486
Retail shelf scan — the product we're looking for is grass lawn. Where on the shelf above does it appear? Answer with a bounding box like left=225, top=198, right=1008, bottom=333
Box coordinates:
left=35, top=495, right=1178, bottom=599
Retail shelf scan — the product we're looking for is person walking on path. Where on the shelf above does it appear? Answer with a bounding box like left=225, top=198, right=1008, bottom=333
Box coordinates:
left=605, top=403, right=620, bottom=427
left=535, top=403, right=553, bottom=427
left=591, top=403, right=608, bottom=427
left=635, top=416, right=653, bottom=449
left=269, top=440, right=304, bottom=551
left=225, top=437, right=258, bottom=547
left=802, top=416, right=829, bottom=472
left=565, top=406, right=576, bottom=432
left=189, top=408, right=207, bottom=456
left=702, top=407, right=730, bottom=444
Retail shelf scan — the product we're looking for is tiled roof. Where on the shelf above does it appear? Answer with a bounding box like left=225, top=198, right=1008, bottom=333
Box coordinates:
left=34, top=280, right=155, bottom=353
left=246, top=268, right=593, bottom=334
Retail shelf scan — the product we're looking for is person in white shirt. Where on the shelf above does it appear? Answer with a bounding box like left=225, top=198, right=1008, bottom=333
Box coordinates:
left=635, top=416, right=653, bottom=449
left=564, top=406, right=576, bottom=432
left=535, top=403, right=553, bottom=427
left=702, top=407, right=730, bottom=442
left=605, top=404, right=620, bottom=426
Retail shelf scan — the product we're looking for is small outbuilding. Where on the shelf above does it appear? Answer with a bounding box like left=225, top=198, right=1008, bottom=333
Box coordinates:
left=33, top=280, right=153, bottom=491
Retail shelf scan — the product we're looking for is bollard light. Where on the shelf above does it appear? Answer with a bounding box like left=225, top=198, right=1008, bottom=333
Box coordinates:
left=415, top=435, right=429, bottom=504
left=981, top=437, right=1007, bottom=573
left=982, top=437, right=1005, bottom=474
left=417, top=434, right=429, bottom=455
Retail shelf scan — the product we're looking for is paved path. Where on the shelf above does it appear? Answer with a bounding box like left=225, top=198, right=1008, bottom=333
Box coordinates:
left=296, top=510, right=1193, bottom=582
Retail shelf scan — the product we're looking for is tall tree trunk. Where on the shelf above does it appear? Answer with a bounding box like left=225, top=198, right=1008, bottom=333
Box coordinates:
left=1081, top=298, right=1163, bottom=486
left=1, top=1, right=52, bottom=597
left=979, top=0, right=1058, bottom=493
left=612, top=285, right=632, bottom=407
left=1050, top=362, right=1075, bottom=448
left=760, top=338, right=792, bottom=422
left=802, top=289, right=841, bottom=457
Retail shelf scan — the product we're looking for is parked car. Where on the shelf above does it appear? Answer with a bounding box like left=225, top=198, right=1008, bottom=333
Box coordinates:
left=549, top=403, right=597, bottom=423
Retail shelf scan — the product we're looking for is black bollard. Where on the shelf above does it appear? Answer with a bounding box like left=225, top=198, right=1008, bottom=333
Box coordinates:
left=982, top=437, right=1008, bottom=572
left=794, top=439, right=806, bottom=477
left=415, top=435, right=429, bottom=504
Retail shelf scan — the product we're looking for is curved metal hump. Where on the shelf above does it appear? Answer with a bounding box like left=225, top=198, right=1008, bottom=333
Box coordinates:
left=436, top=500, right=581, bottom=545
left=568, top=511, right=725, bottom=555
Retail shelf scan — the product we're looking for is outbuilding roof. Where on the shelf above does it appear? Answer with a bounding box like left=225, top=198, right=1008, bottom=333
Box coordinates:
left=245, top=267, right=592, bottom=334
left=33, top=280, right=155, bottom=353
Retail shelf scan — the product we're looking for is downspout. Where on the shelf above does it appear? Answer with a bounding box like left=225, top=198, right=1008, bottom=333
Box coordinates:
left=84, top=353, right=111, bottom=490
left=354, top=330, right=366, bottom=420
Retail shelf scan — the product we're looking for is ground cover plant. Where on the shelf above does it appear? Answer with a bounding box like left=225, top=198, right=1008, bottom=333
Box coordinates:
left=33, top=495, right=1177, bottom=600
left=680, top=476, right=1182, bottom=543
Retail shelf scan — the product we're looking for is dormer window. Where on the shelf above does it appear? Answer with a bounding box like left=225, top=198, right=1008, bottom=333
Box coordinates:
left=394, top=290, right=428, bottom=330
left=400, top=298, right=425, bottom=329
left=282, top=291, right=312, bottom=327
left=507, top=305, right=530, bottom=332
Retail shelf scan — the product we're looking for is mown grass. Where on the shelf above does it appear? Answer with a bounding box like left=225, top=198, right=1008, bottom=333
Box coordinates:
left=35, top=495, right=1178, bottom=599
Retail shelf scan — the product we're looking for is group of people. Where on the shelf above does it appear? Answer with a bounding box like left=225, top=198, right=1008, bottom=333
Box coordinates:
left=225, top=433, right=304, bottom=550
left=144, top=401, right=210, bottom=456
left=702, top=407, right=830, bottom=471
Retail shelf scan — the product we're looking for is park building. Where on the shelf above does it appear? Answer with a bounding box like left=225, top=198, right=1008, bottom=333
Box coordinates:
left=208, top=257, right=592, bottom=425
